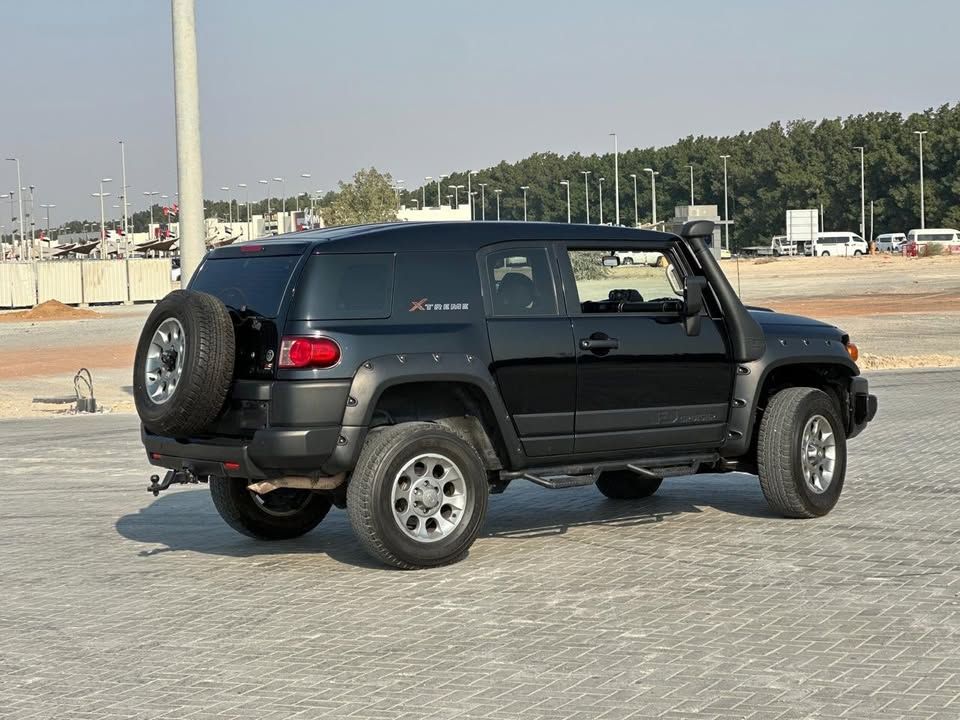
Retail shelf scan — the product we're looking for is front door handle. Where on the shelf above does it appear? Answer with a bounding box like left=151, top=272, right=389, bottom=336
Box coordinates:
left=579, top=336, right=619, bottom=351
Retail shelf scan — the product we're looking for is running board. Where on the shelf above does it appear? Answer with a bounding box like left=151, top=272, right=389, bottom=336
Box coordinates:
left=503, top=453, right=719, bottom=490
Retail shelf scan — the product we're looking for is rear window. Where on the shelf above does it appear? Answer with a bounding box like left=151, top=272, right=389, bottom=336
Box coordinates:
left=191, top=255, right=300, bottom=317
left=291, top=253, right=395, bottom=320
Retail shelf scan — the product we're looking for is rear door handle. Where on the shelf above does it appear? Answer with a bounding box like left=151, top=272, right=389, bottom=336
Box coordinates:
left=579, top=337, right=619, bottom=350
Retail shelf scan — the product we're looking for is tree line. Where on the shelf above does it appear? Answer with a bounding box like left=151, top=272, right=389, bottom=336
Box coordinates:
left=401, top=103, right=959, bottom=247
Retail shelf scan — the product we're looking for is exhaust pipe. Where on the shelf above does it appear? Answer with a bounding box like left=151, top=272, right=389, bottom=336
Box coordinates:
left=247, top=473, right=346, bottom=495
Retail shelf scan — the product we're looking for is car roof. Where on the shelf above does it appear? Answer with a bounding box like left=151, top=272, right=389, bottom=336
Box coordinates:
left=232, top=221, right=676, bottom=254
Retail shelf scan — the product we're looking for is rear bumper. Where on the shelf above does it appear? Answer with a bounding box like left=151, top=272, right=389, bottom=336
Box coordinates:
left=848, top=376, right=878, bottom=439
left=141, top=424, right=363, bottom=479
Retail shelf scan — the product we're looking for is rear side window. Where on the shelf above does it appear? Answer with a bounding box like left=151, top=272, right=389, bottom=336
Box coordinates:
left=485, top=248, right=558, bottom=316
left=291, top=253, right=395, bottom=320
left=191, top=255, right=300, bottom=317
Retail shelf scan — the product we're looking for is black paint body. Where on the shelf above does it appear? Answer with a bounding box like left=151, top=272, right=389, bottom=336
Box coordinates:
left=141, top=221, right=876, bottom=479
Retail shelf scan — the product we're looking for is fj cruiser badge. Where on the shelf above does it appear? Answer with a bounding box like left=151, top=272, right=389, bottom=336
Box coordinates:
left=409, top=298, right=470, bottom=312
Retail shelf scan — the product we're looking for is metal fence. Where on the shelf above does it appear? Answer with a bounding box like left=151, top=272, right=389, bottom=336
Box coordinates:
left=0, top=259, right=173, bottom=308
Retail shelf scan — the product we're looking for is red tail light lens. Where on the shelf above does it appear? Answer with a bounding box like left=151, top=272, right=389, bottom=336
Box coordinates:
left=279, top=337, right=341, bottom=368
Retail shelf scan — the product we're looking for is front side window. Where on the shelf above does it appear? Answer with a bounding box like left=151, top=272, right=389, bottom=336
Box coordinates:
left=567, top=249, right=680, bottom=313
left=486, top=247, right=557, bottom=316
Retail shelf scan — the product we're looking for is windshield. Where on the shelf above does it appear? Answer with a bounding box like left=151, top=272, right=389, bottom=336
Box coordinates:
left=190, top=255, right=300, bottom=317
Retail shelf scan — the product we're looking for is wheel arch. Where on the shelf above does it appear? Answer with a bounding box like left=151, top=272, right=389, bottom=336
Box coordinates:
left=722, top=353, right=858, bottom=461
left=339, top=353, right=523, bottom=471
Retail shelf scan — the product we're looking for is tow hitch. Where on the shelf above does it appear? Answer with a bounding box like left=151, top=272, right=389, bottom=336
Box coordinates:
left=147, top=468, right=206, bottom=497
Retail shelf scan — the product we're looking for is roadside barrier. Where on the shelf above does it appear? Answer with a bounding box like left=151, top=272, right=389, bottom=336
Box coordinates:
left=0, top=259, right=173, bottom=308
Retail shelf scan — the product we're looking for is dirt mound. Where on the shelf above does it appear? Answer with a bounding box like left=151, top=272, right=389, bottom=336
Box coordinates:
left=0, top=300, right=102, bottom=323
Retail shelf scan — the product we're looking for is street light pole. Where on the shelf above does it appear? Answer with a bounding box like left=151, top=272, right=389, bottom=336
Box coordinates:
left=39, top=203, right=55, bottom=260
left=93, top=178, right=112, bottom=258
left=5, top=158, right=25, bottom=261
left=915, top=131, right=927, bottom=229
left=467, top=171, right=476, bottom=221
left=629, top=174, right=638, bottom=228
left=436, top=175, right=446, bottom=208
left=520, top=186, right=529, bottom=221
left=478, top=183, right=487, bottom=221
left=687, top=164, right=695, bottom=205
left=237, top=183, right=250, bottom=239
left=298, top=173, right=311, bottom=213
left=423, top=177, right=430, bottom=209
left=610, top=132, right=620, bottom=225
left=119, top=140, right=129, bottom=237
left=643, top=168, right=658, bottom=228
left=853, top=147, right=865, bottom=241
left=220, top=186, right=232, bottom=223
left=598, top=177, right=605, bottom=225
left=720, top=155, right=731, bottom=250
left=494, top=189, right=502, bottom=221
left=259, top=179, right=270, bottom=215
left=171, top=0, right=206, bottom=286
left=560, top=181, right=571, bottom=223
left=580, top=171, right=591, bottom=224
left=143, top=190, right=159, bottom=229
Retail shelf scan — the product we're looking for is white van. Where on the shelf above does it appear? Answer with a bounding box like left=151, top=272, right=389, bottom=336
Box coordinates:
left=903, top=228, right=960, bottom=256
left=805, top=232, right=868, bottom=257
left=876, top=233, right=906, bottom=252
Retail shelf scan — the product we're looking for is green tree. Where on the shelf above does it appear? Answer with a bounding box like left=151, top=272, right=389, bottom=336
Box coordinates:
left=323, top=167, right=398, bottom=226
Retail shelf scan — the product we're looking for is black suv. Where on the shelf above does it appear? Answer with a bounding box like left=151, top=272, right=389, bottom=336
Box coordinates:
left=135, top=220, right=877, bottom=569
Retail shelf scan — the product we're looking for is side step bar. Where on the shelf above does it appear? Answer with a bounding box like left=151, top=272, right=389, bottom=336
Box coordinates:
left=502, top=453, right=719, bottom=490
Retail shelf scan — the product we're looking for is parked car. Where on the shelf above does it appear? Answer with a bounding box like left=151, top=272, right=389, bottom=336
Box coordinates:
left=804, top=232, right=868, bottom=257
left=614, top=249, right=664, bottom=266
left=902, top=228, right=960, bottom=256
left=135, top=220, right=877, bottom=569
left=875, top=233, right=906, bottom=253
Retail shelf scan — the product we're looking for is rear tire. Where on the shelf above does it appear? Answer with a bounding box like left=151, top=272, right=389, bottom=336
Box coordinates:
left=622, top=256, right=634, bottom=265
left=347, top=423, right=489, bottom=569
left=596, top=470, right=662, bottom=499
left=209, top=477, right=332, bottom=540
left=821, top=251, right=830, bottom=257
left=757, top=387, right=846, bottom=518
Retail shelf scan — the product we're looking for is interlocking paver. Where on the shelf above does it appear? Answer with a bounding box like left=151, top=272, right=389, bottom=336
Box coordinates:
left=1, top=367, right=959, bottom=719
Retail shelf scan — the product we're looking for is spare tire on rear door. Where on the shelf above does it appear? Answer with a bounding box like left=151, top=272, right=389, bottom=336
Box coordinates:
left=134, top=290, right=235, bottom=437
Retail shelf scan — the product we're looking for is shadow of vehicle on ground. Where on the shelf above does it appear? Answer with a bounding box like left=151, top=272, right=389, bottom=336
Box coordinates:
left=115, top=473, right=775, bottom=568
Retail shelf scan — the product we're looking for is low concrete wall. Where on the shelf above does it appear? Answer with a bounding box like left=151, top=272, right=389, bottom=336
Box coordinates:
left=1, top=258, right=172, bottom=308
left=37, top=262, right=83, bottom=305
left=0, top=263, right=38, bottom=308
left=128, top=259, right=173, bottom=302
left=81, top=261, right=129, bottom=304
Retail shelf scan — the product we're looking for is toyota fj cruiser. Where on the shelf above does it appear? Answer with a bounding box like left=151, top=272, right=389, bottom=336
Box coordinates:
left=136, top=220, right=877, bottom=569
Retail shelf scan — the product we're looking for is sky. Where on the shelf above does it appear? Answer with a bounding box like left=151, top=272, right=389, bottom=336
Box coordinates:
left=2, top=0, right=959, bottom=222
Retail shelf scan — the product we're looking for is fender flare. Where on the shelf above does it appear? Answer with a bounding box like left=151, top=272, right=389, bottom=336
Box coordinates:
left=325, top=353, right=525, bottom=473
left=722, top=345, right=859, bottom=458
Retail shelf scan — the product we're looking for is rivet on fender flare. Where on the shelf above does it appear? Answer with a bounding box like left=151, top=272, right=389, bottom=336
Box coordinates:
left=363, top=361, right=373, bottom=370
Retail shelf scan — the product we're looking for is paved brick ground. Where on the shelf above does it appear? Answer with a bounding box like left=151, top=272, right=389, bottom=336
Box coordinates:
left=1, top=369, right=959, bottom=719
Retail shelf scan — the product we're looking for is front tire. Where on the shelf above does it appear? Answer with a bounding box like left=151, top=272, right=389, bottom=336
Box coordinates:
left=209, top=477, right=332, bottom=539
left=622, top=256, right=634, bottom=265
left=347, top=423, right=489, bottom=569
left=821, top=251, right=830, bottom=257
left=757, top=387, right=847, bottom=518
left=596, top=471, right=662, bottom=499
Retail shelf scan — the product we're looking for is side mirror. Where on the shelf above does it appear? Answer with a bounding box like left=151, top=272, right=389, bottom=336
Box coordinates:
left=601, top=255, right=620, bottom=268
left=683, top=276, right=707, bottom=336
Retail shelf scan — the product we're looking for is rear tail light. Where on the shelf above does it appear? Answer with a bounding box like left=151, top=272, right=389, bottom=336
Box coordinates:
left=278, top=337, right=341, bottom=369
